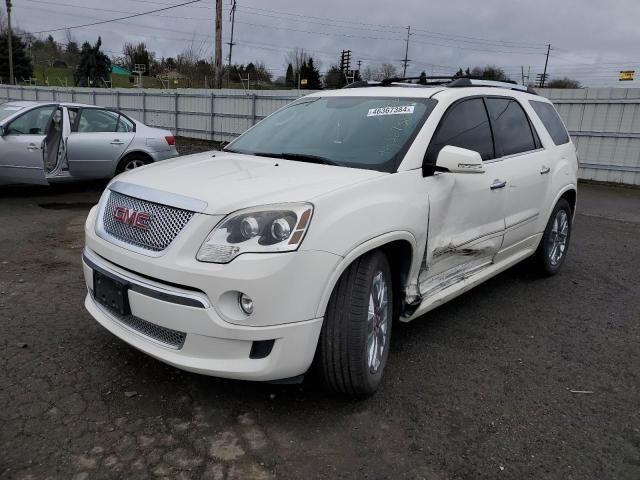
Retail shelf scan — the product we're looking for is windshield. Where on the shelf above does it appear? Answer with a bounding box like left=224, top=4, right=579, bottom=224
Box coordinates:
left=226, top=96, right=437, bottom=172
left=0, top=104, right=25, bottom=122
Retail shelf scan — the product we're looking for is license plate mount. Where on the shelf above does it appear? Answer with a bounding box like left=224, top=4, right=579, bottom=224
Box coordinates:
left=93, top=270, right=130, bottom=316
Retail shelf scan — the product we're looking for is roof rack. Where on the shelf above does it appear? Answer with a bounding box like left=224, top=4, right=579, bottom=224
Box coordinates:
left=343, top=76, right=538, bottom=95
left=448, top=78, right=538, bottom=94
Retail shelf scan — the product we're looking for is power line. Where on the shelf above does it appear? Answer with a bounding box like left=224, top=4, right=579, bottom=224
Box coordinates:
left=20, top=0, right=215, bottom=22
left=19, top=0, right=201, bottom=35
left=410, top=27, right=544, bottom=48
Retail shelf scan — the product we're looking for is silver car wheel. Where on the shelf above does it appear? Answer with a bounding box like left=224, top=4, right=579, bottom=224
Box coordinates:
left=367, top=270, right=389, bottom=374
left=546, top=209, right=569, bottom=266
left=124, top=159, right=146, bottom=171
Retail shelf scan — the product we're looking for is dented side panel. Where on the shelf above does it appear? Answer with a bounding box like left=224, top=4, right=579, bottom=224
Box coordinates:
left=417, top=162, right=507, bottom=298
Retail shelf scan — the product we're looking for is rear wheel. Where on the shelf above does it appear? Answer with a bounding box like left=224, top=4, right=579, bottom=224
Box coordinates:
left=116, top=154, right=150, bottom=175
left=316, top=250, right=393, bottom=397
left=532, top=198, right=572, bottom=275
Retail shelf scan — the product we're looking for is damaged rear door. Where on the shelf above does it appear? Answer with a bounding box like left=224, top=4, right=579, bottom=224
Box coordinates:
left=419, top=97, right=506, bottom=296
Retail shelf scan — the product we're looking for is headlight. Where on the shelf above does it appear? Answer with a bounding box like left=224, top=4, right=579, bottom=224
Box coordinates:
left=196, top=203, right=314, bottom=263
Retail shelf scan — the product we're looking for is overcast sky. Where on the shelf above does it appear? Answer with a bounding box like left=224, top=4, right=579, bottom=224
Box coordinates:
left=8, top=0, right=640, bottom=86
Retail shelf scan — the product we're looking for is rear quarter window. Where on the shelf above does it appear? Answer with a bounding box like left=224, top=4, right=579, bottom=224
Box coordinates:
left=529, top=100, right=570, bottom=145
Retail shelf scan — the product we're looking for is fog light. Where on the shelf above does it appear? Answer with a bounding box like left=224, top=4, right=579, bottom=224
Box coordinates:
left=238, top=293, right=254, bottom=315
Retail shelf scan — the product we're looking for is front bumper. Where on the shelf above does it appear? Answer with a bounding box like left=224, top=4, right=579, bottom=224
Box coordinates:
left=82, top=249, right=325, bottom=381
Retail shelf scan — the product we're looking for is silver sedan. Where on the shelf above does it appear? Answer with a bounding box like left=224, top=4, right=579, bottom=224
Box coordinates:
left=0, top=101, right=179, bottom=185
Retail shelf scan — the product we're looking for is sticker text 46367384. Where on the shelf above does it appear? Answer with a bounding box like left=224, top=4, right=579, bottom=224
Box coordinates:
left=367, top=105, right=415, bottom=117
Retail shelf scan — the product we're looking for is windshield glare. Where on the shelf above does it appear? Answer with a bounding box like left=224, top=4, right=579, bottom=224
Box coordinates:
left=226, top=96, right=437, bottom=172
left=0, top=105, right=25, bottom=122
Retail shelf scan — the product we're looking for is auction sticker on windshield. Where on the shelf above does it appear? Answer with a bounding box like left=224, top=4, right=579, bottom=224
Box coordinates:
left=367, top=105, right=415, bottom=117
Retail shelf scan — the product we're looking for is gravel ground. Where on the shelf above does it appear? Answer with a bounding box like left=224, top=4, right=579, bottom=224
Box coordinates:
left=0, top=182, right=638, bottom=480
left=175, top=138, right=224, bottom=157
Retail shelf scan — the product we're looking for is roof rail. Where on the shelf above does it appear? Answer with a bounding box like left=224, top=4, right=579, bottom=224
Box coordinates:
left=341, top=76, right=539, bottom=95
left=448, top=78, right=538, bottom=94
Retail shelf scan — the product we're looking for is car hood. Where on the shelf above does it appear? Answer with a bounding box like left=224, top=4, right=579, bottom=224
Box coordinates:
left=113, top=152, right=385, bottom=215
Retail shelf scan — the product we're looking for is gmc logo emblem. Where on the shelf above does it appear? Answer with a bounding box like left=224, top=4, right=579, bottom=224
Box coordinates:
left=113, top=207, right=152, bottom=231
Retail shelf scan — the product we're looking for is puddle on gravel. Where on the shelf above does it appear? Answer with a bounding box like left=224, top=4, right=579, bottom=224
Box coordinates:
left=38, top=202, right=96, bottom=210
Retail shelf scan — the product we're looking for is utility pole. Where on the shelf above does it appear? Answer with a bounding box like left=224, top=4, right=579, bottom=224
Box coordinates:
left=6, top=0, right=14, bottom=85
left=226, top=0, right=237, bottom=87
left=214, top=0, right=223, bottom=89
left=402, top=25, right=411, bottom=77
left=541, top=43, right=551, bottom=88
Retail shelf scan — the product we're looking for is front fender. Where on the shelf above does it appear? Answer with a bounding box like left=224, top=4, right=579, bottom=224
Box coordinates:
left=314, top=231, right=417, bottom=318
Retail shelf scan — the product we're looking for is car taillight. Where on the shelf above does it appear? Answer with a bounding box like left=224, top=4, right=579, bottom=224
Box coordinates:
left=165, top=135, right=176, bottom=146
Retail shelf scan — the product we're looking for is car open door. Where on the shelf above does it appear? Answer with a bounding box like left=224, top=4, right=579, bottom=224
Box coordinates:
left=66, top=108, right=136, bottom=178
left=0, top=105, right=58, bottom=185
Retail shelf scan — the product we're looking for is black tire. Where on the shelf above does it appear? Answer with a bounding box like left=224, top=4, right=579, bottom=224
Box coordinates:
left=532, top=198, right=572, bottom=276
left=316, top=250, right=393, bottom=397
left=116, top=154, right=150, bottom=175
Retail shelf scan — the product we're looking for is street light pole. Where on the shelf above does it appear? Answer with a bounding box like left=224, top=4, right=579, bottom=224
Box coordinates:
left=6, top=0, right=14, bottom=85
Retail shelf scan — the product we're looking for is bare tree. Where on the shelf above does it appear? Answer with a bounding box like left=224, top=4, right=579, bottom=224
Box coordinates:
left=379, top=63, right=398, bottom=80
left=174, top=39, right=212, bottom=87
left=361, top=65, right=375, bottom=81
left=284, top=48, right=309, bottom=74
left=0, top=6, right=6, bottom=33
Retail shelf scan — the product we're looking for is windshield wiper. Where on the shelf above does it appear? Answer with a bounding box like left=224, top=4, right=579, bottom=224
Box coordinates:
left=252, top=152, right=341, bottom=166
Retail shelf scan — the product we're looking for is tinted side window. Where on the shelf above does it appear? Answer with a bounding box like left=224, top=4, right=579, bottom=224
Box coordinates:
left=7, top=106, right=56, bottom=135
left=77, top=109, right=120, bottom=133
left=486, top=98, right=536, bottom=157
left=116, top=115, right=134, bottom=133
left=426, top=98, right=494, bottom=163
left=529, top=100, right=570, bottom=145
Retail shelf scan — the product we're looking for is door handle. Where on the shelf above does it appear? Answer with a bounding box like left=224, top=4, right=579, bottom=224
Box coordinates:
left=110, top=139, right=125, bottom=145
left=490, top=179, right=507, bottom=190
left=540, top=166, right=551, bottom=175
left=26, top=143, right=41, bottom=151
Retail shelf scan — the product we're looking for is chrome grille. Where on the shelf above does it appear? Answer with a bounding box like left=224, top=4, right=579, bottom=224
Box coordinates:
left=100, top=302, right=187, bottom=349
left=102, top=190, right=194, bottom=252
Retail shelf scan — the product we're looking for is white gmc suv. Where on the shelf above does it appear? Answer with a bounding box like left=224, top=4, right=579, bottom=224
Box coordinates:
left=82, top=78, right=578, bottom=397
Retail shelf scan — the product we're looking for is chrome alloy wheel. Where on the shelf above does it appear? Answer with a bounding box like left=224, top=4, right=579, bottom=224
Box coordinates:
left=547, top=209, right=569, bottom=266
left=367, top=270, right=389, bottom=374
left=124, top=159, right=146, bottom=171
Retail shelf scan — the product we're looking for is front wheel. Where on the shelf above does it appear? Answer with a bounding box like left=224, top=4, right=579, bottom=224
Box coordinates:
left=315, top=250, right=393, bottom=397
left=532, top=198, right=573, bottom=275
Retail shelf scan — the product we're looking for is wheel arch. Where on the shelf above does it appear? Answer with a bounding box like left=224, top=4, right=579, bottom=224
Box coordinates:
left=114, top=150, right=155, bottom=175
left=547, top=184, right=577, bottom=223
left=560, top=188, right=577, bottom=218
left=314, top=232, right=416, bottom=319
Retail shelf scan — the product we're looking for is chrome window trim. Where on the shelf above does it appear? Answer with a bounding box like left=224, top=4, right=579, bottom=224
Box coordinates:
left=482, top=147, right=546, bottom=164
left=109, top=181, right=208, bottom=213
left=83, top=248, right=210, bottom=309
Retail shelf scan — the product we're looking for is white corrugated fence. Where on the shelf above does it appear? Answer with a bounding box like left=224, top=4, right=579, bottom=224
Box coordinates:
left=2, top=85, right=639, bottom=185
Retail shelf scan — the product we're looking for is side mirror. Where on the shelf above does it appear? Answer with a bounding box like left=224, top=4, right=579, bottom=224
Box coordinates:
left=0, top=125, right=5, bottom=137
left=435, top=146, right=485, bottom=174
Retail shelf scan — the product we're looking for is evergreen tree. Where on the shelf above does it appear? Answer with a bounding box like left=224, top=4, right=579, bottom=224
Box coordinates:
left=324, top=65, right=346, bottom=89
left=306, top=57, right=322, bottom=89
left=74, top=37, right=111, bottom=87
left=299, top=61, right=309, bottom=88
left=0, top=32, right=33, bottom=81
left=285, top=63, right=294, bottom=88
